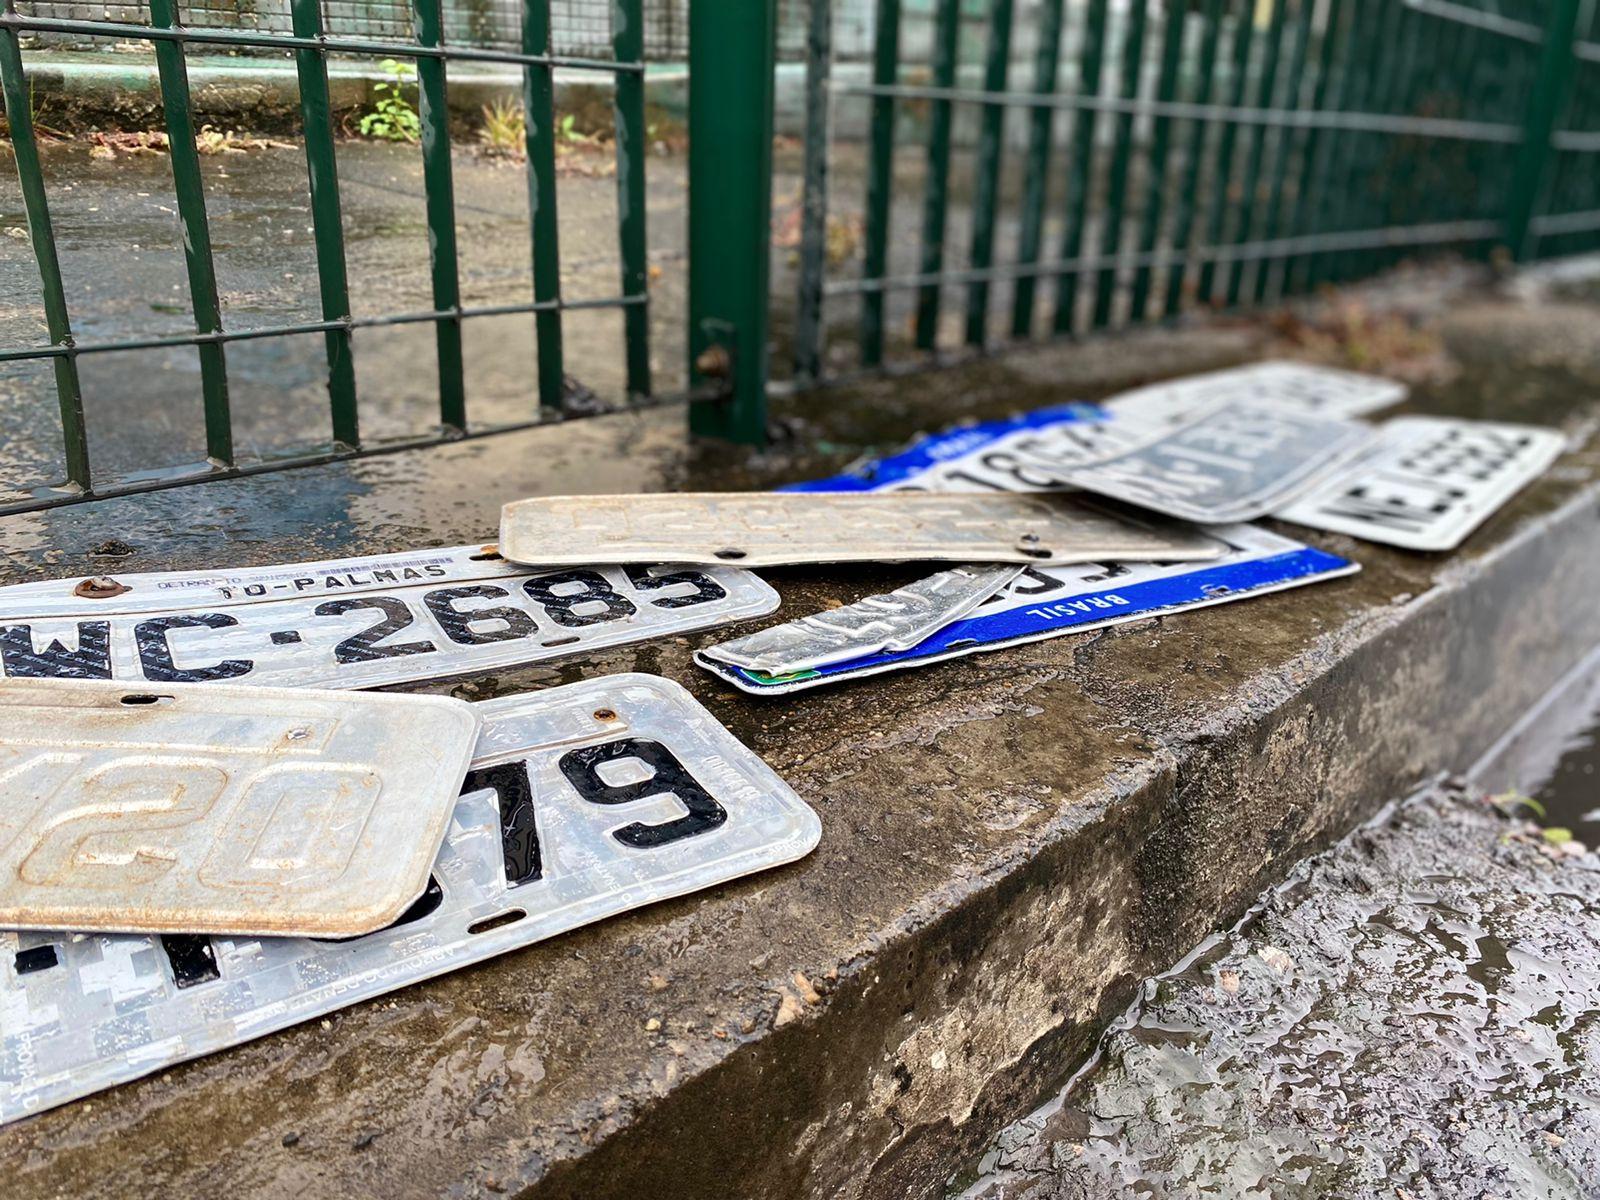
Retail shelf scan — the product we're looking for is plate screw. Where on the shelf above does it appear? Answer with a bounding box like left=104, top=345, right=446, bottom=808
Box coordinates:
left=74, top=576, right=129, bottom=599
left=593, top=708, right=618, bottom=722
left=287, top=728, right=310, bottom=741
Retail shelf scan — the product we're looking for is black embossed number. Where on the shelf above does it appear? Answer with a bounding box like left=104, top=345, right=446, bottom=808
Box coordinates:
left=314, top=597, right=437, bottom=664
left=461, top=758, right=544, bottom=886
left=558, top=738, right=726, bottom=849
left=522, top=570, right=636, bottom=627
left=424, top=585, right=537, bottom=645
left=622, top=565, right=727, bottom=608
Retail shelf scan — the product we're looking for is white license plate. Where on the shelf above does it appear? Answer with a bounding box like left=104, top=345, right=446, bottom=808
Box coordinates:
left=0, top=674, right=820, bottom=1125
left=498, top=491, right=1223, bottom=567
left=785, top=402, right=1131, bottom=495
left=1034, top=401, right=1375, bottom=524
left=1101, top=360, right=1406, bottom=425
left=700, top=564, right=1026, bottom=673
left=696, top=525, right=1357, bottom=694
left=0, top=680, right=478, bottom=938
left=1274, top=416, right=1566, bottom=550
left=0, top=545, right=777, bottom=689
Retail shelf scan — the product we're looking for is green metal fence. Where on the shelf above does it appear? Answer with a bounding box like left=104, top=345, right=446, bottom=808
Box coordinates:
left=782, top=0, right=1600, bottom=400
left=2, top=0, right=1599, bottom=513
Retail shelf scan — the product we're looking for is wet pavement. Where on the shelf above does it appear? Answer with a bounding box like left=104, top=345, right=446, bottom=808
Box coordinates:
left=961, top=668, right=1600, bottom=1200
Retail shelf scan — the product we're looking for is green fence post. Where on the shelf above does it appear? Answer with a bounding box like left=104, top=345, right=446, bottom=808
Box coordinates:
left=688, top=0, right=777, bottom=443
left=1506, top=0, right=1582, bottom=261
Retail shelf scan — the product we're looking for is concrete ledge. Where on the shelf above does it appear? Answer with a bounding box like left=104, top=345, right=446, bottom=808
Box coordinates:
left=5, top=50, right=689, bottom=125
left=2, top=315, right=1598, bottom=1198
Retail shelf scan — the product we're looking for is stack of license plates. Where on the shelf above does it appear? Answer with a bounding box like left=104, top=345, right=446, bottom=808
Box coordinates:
left=698, top=361, right=1566, bottom=693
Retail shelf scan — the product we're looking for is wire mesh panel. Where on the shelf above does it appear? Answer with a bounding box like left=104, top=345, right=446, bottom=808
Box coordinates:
left=788, top=0, right=1600, bottom=385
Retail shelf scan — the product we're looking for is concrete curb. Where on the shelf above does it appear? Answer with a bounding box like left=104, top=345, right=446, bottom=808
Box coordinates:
left=3, top=333, right=1596, bottom=1200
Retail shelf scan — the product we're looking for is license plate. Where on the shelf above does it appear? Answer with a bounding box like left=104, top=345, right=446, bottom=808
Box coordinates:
left=0, top=674, right=820, bottom=1125
left=0, top=545, right=777, bottom=689
left=1102, top=360, right=1406, bottom=425
left=1032, top=401, right=1374, bottom=523
left=696, top=525, right=1358, bottom=694
left=0, top=679, right=478, bottom=938
left=1274, top=416, right=1566, bottom=550
left=498, top=491, right=1225, bottom=568
left=700, top=563, right=1026, bottom=673
left=785, top=402, right=1135, bottom=495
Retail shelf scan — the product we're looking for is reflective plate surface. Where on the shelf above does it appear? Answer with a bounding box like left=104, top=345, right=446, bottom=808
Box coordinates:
left=1275, top=416, right=1566, bottom=550
left=785, top=402, right=1136, bottom=495
left=0, top=546, right=776, bottom=689
left=701, top=564, right=1025, bottom=673
left=499, top=492, right=1224, bottom=568
left=1102, top=360, right=1406, bottom=425
left=1036, top=401, right=1375, bottom=524
left=0, top=679, right=478, bottom=937
left=697, top=525, right=1357, bottom=694
left=0, top=675, right=820, bottom=1125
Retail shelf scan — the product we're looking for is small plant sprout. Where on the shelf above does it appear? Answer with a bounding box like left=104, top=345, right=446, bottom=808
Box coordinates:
left=359, top=59, right=421, bottom=144
left=1489, top=789, right=1547, bottom=821
left=479, top=98, right=526, bottom=157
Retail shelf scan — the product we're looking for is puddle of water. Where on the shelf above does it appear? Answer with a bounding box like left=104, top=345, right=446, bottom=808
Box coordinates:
left=1471, top=640, right=1600, bottom=842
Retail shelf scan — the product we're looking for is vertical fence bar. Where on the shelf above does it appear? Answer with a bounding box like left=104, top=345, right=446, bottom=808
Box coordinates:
left=411, top=0, right=465, bottom=432
left=523, top=0, right=565, bottom=413
left=1196, top=0, right=1255, bottom=304
left=1223, top=0, right=1285, bottom=305
left=1280, top=0, right=1343, bottom=298
left=1507, top=0, right=1583, bottom=260
left=914, top=0, right=961, bottom=349
left=1331, top=0, right=1403, bottom=283
left=1009, top=0, right=1064, bottom=339
left=1303, top=0, right=1375, bottom=290
left=688, top=0, right=776, bottom=442
left=614, top=0, right=652, bottom=398
left=1129, top=0, right=1185, bottom=322
left=1053, top=0, right=1110, bottom=334
left=1163, top=0, right=1224, bottom=318
left=150, top=0, right=232, bottom=466
left=1092, top=0, right=1148, bottom=328
left=289, top=0, right=359, bottom=448
left=1250, top=0, right=1314, bottom=304
left=793, top=0, right=832, bottom=380
left=964, top=0, right=1014, bottom=347
left=0, top=0, right=90, bottom=490
left=859, top=0, right=901, bottom=367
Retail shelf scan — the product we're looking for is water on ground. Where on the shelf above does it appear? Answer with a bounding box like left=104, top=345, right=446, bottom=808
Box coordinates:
left=959, top=661, right=1600, bottom=1200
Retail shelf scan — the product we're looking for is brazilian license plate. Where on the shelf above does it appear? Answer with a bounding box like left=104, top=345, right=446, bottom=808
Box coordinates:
left=1101, top=360, right=1406, bottom=425
left=1274, top=416, right=1566, bottom=550
left=0, top=545, right=777, bottom=689
left=0, top=674, right=820, bottom=1124
left=696, top=525, right=1357, bottom=694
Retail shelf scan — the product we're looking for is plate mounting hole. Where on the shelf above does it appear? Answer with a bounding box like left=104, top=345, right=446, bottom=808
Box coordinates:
left=592, top=707, right=618, bottom=722
left=120, top=693, right=173, bottom=706
left=468, top=909, right=526, bottom=936
left=713, top=548, right=746, bottom=560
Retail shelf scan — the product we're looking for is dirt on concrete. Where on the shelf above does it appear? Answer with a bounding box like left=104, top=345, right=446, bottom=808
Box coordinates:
left=0, top=269, right=1597, bottom=1200
left=962, top=779, right=1600, bottom=1200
